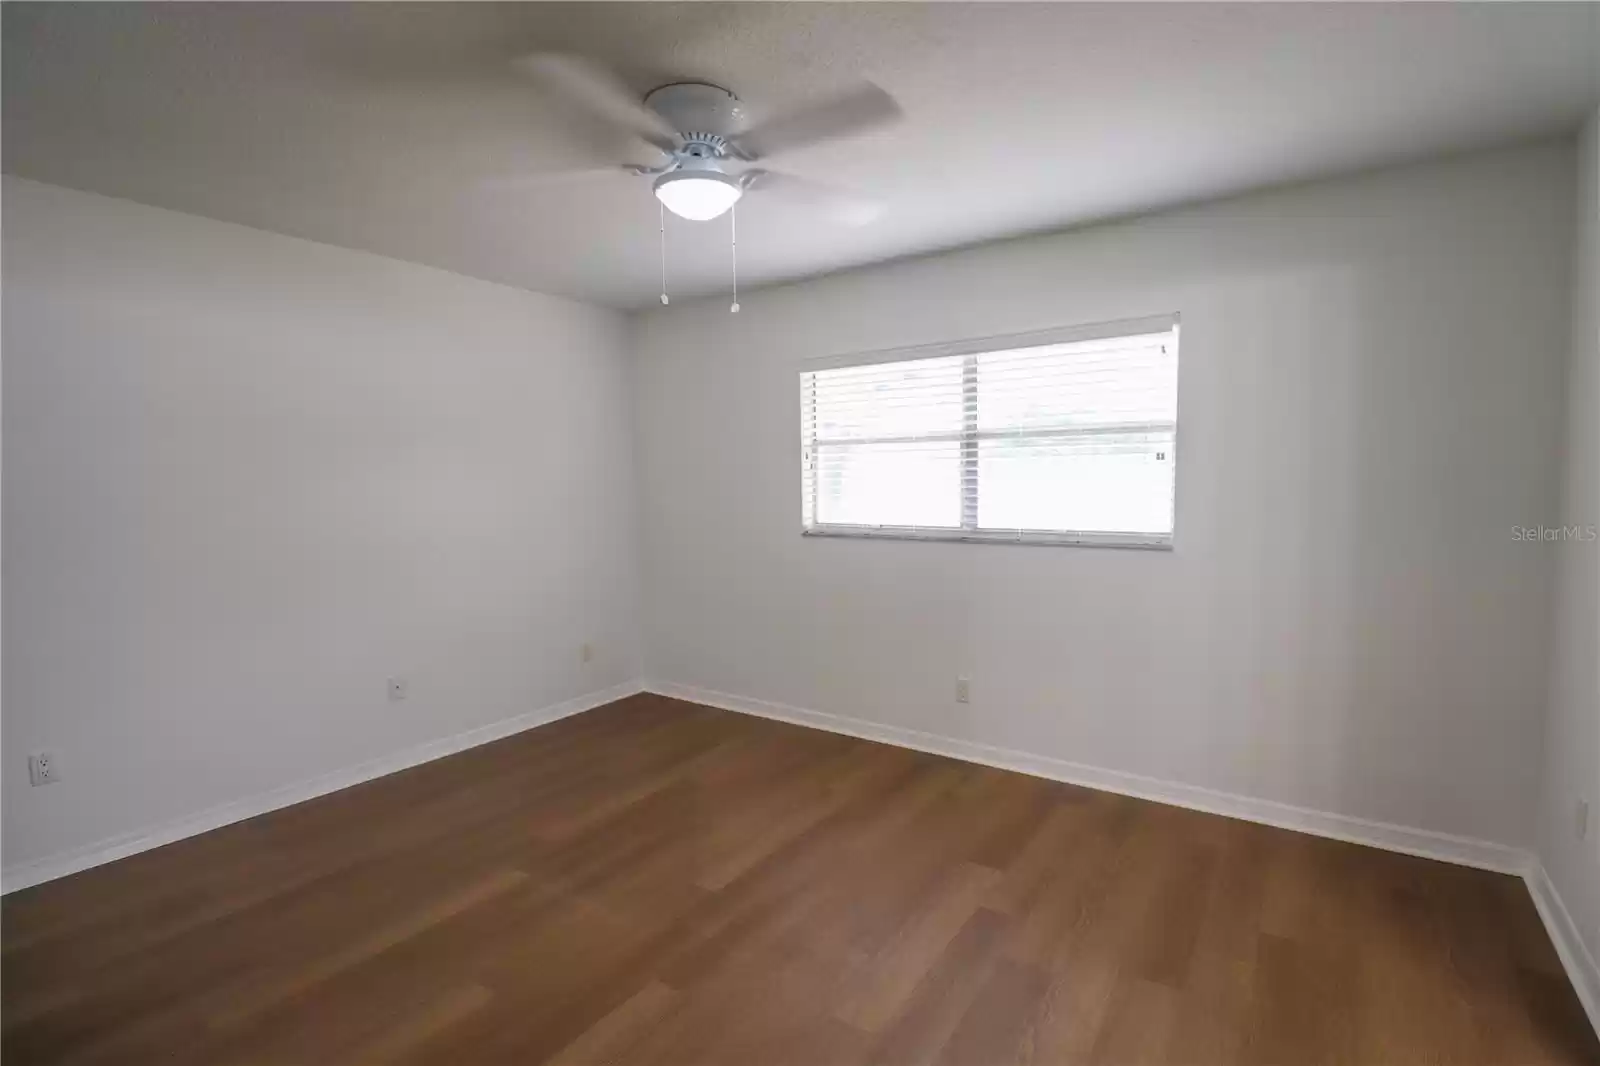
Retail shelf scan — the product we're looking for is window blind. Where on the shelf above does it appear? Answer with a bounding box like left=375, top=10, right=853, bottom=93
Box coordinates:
left=799, top=319, right=1179, bottom=547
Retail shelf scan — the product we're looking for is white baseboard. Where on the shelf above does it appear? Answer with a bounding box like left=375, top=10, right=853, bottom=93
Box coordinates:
left=645, top=680, right=1532, bottom=876
left=1, top=679, right=646, bottom=895
left=1526, top=862, right=1600, bottom=1037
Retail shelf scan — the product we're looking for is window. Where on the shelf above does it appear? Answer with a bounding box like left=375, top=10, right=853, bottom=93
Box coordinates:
left=800, top=316, right=1179, bottom=547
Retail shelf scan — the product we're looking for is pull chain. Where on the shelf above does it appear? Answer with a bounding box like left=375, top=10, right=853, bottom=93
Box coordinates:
left=729, top=202, right=740, bottom=314
left=658, top=202, right=669, bottom=306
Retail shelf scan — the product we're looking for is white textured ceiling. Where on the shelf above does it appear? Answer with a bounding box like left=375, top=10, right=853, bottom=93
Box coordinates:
left=5, top=2, right=1598, bottom=309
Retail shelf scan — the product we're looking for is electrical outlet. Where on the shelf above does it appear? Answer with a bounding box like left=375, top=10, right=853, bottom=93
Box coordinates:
left=28, top=751, right=59, bottom=787
left=387, top=677, right=408, bottom=702
left=580, top=643, right=594, bottom=665
left=955, top=676, right=971, bottom=704
left=1579, top=798, right=1590, bottom=842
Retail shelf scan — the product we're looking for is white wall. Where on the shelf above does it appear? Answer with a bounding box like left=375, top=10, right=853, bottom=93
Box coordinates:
left=2, top=178, right=642, bottom=873
left=632, top=141, right=1574, bottom=850
left=2, top=139, right=1582, bottom=886
left=1540, top=109, right=1600, bottom=976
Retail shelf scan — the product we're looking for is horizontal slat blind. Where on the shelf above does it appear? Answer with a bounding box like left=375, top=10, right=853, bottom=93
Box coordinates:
left=800, top=322, right=1179, bottom=546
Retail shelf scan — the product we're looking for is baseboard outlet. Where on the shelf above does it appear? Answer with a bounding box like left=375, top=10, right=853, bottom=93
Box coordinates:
left=1526, top=863, right=1600, bottom=1038
left=645, top=680, right=1531, bottom=876
left=1, top=679, right=646, bottom=895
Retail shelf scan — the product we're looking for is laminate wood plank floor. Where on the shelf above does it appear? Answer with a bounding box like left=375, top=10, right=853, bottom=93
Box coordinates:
left=4, top=694, right=1594, bottom=1065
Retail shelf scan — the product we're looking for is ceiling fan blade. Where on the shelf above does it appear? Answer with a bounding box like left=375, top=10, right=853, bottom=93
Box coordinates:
left=742, top=169, right=884, bottom=226
left=727, top=83, right=901, bottom=162
left=481, top=166, right=640, bottom=191
left=512, top=52, right=678, bottom=154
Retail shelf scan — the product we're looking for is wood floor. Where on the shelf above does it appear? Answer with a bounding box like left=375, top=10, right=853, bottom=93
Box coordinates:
left=3, top=694, right=1594, bottom=1066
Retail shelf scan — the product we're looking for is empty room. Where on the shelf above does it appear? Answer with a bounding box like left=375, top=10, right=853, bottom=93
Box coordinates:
left=3, top=2, right=1598, bottom=1063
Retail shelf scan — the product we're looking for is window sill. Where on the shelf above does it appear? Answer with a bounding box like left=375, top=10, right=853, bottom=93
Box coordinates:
left=800, top=525, right=1173, bottom=550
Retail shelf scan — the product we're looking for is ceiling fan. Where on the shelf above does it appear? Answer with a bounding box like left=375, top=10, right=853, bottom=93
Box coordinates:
left=513, top=53, right=903, bottom=227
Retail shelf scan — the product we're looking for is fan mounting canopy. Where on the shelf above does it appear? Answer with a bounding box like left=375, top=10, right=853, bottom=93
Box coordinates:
left=644, top=82, right=747, bottom=139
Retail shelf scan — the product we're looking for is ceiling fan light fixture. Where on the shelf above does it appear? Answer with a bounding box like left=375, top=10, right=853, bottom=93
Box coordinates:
left=653, top=170, right=743, bottom=221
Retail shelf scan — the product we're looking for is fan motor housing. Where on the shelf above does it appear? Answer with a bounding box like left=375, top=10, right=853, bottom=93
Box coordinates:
left=644, top=82, right=746, bottom=143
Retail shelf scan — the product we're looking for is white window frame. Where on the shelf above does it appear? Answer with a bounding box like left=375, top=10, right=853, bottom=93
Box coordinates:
left=800, top=313, right=1181, bottom=550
